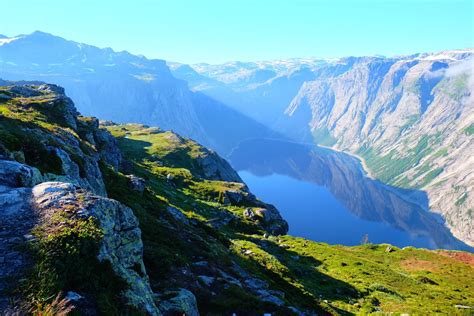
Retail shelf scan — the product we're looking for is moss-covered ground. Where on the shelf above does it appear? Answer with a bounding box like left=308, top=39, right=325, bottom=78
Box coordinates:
left=105, top=124, right=474, bottom=315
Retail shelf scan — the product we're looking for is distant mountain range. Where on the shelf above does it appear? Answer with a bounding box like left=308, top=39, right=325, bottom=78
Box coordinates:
left=0, top=31, right=278, bottom=155
left=0, top=31, right=472, bottom=246
left=171, top=49, right=474, bottom=246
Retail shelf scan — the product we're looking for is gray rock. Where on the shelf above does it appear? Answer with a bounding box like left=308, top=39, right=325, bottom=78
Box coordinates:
left=126, top=175, right=146, bottom=193
left=196, top=152, right=242, bottom=183
left=45, top=147, right=107, bottom=196
left=225, top=190, right=243, bottom=204
left=166, top=206, right=189, bottom=225
left=157, top=288, right=199, bottom=316
left=0, top=160, right=43, bottom=188
left=255, top=208, right=282, bottom=223
left=243, top=208, right=257, bottom=220
left=198, top=275, right=215, bottom=286
left=217, top=269, right=242, bottom=287
left=257, top=289, right=285, bottom=306
left=0, top=184, right=36, bottom=312
left=244, top=278, right=269, bottom=290
left=32, top=182, right=160, bottom=315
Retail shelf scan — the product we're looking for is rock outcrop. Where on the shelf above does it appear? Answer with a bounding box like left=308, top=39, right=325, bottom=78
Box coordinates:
left=176, top=49, right=474, bottom=246
left=284, top=51, right=474, bottom=246
left=31, top=182, right=161, bottom=314
left=0, top=82, right=122, bottom=196
left=156, top=288, right=199, bottom=316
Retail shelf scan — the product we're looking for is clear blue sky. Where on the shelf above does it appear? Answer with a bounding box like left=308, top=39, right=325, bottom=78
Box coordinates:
left=1, top=0, right=473, bottom=63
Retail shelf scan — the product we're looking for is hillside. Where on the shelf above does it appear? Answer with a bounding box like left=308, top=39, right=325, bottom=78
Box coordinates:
left=0, top=31, right=279, bottom=156
left=0, top=82, right=473, bottom=315
left=172, top=50, right=474, bottom=247
left=284, top=51, right=474, bottom=247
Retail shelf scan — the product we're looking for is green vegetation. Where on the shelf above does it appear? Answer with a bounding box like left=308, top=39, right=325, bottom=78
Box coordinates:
left=103, top=124, right=474, bottom=315
left=464, top=123, right=474, bottom=136
left=357, top=135, right=444, bottom=188
left=1, top=86, right=472, bottom=315
left=0, top=88, right=89, bottom=175
left=399, top=114, right=419, bottom=133
left=312, top=127, right=337, bottom=147
left=23, top=210, right=128, bottom=314
left=455, top=193, right=468, bottom=207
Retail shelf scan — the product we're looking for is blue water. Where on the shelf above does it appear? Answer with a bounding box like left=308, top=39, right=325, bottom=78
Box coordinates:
left=240, top=170, right=436, bottom=248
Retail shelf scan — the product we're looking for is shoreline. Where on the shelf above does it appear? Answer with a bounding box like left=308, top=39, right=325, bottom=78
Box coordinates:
left=317, top=144, right=376, bottom=180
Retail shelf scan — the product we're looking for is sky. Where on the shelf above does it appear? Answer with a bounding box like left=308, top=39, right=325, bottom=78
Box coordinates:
left=1, top=0, right=473, bottom=64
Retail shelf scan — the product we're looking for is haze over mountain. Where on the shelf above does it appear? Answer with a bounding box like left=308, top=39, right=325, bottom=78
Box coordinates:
left=1, top=18, right=474, bottom=314
left=1, top=31, right=473, bottom=246
left=0, top=31, right=278, bottom=155
left=171, top=50, right=474, bottom=247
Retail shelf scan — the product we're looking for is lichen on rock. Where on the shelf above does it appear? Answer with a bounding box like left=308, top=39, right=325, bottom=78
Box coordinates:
left=32, top=181, right=160, bottom=315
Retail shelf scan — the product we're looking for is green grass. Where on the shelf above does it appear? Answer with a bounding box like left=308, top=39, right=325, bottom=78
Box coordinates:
left=103, top=124, right=474, bottom=315
left=455, top=193, right=468, bottom=207
left=357, top=135, right=440, bottom=188
left=23, top=210, right=129, bottom=314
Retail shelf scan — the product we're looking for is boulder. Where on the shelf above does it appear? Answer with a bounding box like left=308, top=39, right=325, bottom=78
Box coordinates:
left=224, top=190, right=243, bottom=204
left=0, top=160, right=43, bottom=187
left=243, top=208, right=257, bottom=220
left=157, top=288, right=199, bottom=316
left=126, top=175, right=146, bottom=193
left=255, top=208, right=281, bottom=223
left=32, top=182, right=160, bottom=315
left=45, top=147, right=107, bottom=196
left=166, top=206, right=190, bottom=225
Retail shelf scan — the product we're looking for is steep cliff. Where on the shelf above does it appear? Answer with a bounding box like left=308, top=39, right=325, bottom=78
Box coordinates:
left=285, top=51, right=474, bottom=246
left=0, top=31, right=279, bottom=156
left=177, top=49, right=474, bottom=247
left=0, top=82, right=472, bottom=315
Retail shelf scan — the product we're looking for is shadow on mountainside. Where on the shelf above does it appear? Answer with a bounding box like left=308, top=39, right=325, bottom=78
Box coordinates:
left=106, top=136, right=360, bottom=314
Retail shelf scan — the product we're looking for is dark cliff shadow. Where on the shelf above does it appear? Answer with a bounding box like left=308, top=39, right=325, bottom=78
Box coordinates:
left=228, top=138, right=474, bottom=252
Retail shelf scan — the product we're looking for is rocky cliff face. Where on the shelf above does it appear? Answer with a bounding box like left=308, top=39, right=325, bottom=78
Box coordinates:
left=0, top=82, right=120, bottom=195
left=284, top=50, right=474, bottom=246
left=176, top=49, right=474, bottom=247
left=0, top=81, right=289, bottom=314
left=32, top=181, right=160, bottom=314
left=0, top=82, right=164, bottom=314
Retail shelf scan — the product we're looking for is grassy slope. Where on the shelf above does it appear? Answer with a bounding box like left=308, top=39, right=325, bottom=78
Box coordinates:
left=106, top=124, right=474, bottom=315
left=0, top=85, right=472, bottom=314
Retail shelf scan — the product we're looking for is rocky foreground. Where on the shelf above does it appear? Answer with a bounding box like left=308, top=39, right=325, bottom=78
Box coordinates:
left=0, top=82, right=472, bottom=315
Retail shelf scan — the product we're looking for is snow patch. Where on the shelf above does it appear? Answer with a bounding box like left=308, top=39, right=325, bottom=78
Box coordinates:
left=0, top=36, right=20, bottom=46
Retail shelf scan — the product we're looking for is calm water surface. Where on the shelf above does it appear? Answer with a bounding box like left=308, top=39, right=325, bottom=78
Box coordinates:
left=230, top=138, right=472, bottom=251
left=240, top=170, right=434, bottom=248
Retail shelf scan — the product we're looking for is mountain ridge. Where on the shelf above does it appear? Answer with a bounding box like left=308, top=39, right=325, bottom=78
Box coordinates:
left=171, top=49, right=474, bottom=247
left=0, top=81, right=473, bottom=315
left=0, top=31, right=281, bottom=156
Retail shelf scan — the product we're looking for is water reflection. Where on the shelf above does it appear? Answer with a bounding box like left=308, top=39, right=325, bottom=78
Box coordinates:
left=229, top=138, right=472, bottom=251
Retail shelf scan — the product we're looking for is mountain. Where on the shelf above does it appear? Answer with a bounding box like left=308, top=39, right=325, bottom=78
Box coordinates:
left=0, top=31, right=279, bottom=156
left=1, top=81, right=473, bottom=315
left=228, top=138, right=472, bottom=251
left=171, top=50, right=474, bottom=247
left=284, top=51, right=474, bottom=247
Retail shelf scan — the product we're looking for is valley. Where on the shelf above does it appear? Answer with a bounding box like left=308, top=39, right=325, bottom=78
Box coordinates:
left=0, top=82, right=472, bottom=314
left=173, top=50, right=474, bottom=247
left=0, top=27, right=473, bottom=315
